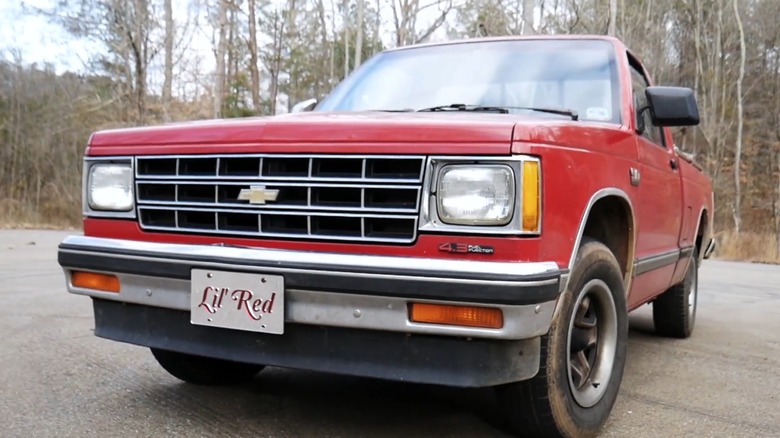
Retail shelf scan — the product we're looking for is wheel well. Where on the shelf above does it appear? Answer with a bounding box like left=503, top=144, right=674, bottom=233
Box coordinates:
left=581, top=196, right=634, bottom=280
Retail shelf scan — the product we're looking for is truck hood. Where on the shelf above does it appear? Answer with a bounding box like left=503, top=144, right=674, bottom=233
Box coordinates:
left=88, top=111, right=628, bottom=156
left=89, top=112, right=519, bottom=155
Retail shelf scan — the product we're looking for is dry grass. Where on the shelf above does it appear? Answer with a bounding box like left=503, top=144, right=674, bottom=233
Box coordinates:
left=0, top=198, right=80, bottom=230
left=715, top=230, right=780, bottom=264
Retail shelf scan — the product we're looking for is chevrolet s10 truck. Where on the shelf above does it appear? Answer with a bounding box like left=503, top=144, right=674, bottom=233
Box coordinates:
left=58, top=35, right=715, bottom=437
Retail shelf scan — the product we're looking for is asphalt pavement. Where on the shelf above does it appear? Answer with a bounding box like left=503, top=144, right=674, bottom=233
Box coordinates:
left=1, top=230, right=779, bottom=437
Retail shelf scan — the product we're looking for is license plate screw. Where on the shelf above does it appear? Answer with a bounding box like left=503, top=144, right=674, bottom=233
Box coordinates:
left=261, top=278, right=267, bottom=283
left=353, top=309, right=361, bottom=318
left=146, top=289, right=152, bottom=297
left=207, top=273, right=213, bottom=278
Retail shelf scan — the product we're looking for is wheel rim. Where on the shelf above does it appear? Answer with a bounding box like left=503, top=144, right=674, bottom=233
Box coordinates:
left=566, top=279, right=618, bottom=408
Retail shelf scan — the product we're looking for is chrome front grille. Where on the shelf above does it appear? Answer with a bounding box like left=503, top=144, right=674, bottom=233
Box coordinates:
left=135, top=155, right=425, bottom=243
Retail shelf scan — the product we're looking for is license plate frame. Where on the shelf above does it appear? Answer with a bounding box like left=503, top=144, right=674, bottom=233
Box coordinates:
left=190, top=269, right=284, bottom=334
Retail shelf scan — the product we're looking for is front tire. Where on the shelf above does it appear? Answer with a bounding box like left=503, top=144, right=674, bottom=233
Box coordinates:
left=151, top=348, right=264, bottom=385
left=497, top=239, right=628, bottom=438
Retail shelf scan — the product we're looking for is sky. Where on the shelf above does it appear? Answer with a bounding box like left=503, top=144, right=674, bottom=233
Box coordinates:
left=0, top=0, right=456, bottom=79
left=0, top=1, right=98, bottom=72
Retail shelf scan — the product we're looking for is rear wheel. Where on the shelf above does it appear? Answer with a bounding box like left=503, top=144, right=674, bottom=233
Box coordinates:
left=496, top=239, right=628, bottom=438
left=653, top=249, right=699, bottom=338
left=151, top=348, right=264, bottom=385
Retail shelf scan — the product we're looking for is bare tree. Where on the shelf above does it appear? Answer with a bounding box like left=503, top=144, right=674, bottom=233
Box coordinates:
left=247, top=0, right=261, bottom=109
left=162, top=0, right=174, bottom=121
left=354, top=0, right=364, bottom=71
left=608, top=0, right=617, bottom=36
left=49, top=0, right=160, bottom=123
left=733, top=0, right=746, bottom=234
left=391, top=0, right=455, bottom=46
left=129, top=0, right=152, bottom=122
left=522, top=0, right=535, bottom=35
left=344, top=0, right=350, bottom=77
left=214, top=0, right=229, bottom=117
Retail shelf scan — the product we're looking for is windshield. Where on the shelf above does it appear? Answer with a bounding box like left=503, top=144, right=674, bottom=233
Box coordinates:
left=317, top=39, right=621, bottom=123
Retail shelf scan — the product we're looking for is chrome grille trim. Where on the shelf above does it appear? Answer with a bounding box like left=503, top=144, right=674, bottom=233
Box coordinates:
left=135, top=180, right=421, bottom=213
left=135, top=153, right=426, bottom=183
left=135, top=154, right=425, bottom=243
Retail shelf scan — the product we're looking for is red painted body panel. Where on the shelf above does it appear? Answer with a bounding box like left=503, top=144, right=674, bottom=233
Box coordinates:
left=629, top=136, right=683, bottom=306
left=618, top=47, right=713, bottom=306
left=84, top=218, right=542, bottom=262
left=88, top=112, right=515, bottom=156
left=512, top=123, right=639, bottom=273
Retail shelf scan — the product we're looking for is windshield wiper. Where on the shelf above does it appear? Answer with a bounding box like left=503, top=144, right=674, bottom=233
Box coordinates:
left=418, top=104, right=509, bottom=114
left=417, top=103, right=579, bottom=121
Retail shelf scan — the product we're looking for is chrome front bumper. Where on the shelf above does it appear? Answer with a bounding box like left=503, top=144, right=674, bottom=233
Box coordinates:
left=58, top=235, right=564, bottom=340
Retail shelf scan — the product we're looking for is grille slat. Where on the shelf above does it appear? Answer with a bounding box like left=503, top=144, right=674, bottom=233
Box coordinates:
left=136, top=154, right=424, bottom=243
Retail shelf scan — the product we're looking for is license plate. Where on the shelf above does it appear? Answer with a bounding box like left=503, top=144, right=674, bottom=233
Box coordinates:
left=190, top=269, right=284, bottom=334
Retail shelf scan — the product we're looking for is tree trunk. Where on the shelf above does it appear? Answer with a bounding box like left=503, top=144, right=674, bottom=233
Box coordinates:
left=733, top=0, right=745, bottom=234
left=692, top=0, right=702, bottom=157
left=608, top=0, right=617, bottom=36
left=375, top=0, right=381, bottom=48
left=214, top=0, right=229, bottom=118
left=316, top=0, right=331, bottom=89
left=328, top=0, right=336, bottom=85
left=270, top=8, right=285, bottom=115
left=248, top=0, right=261, bottom=110
left=343, top=0, right=350, bottom=78
left=162, top=0, right=173, bottom=121
left=522, top=0, right=535, bottom=35
left=132, top=0, right=149, bottom=124
left=354, top=0, right=364, bottom=72
left=226, top=2, right=237, bottom=99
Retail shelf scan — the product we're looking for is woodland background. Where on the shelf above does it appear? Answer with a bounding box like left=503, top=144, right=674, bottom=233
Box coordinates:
left=0, top=0, right=778, bottom=260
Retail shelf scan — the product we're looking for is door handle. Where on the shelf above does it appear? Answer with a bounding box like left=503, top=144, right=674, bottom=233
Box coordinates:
left=670, top=159, right=678, bottom=170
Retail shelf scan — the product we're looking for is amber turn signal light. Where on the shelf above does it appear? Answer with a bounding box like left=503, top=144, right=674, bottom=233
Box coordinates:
left=71, top=271, right=120, bottom=293
left=522, top=160, right=541, bottom=232
left=409, top=303, right=504, bottom=329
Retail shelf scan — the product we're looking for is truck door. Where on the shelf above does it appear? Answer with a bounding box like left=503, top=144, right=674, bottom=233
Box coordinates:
left=628, top=57, right=683, bottom=307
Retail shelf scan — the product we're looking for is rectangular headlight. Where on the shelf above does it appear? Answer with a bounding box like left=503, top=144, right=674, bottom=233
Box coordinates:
left=88, top=163, right=134, bottom=211
left=437, top=165, right=515, bottom=225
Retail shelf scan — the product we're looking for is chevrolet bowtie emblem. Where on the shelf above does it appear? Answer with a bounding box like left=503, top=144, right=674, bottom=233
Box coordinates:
left=237, top=186, right=279, bottom=204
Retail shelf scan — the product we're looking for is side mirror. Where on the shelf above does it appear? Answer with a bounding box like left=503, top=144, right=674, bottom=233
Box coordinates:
left=291, top=98, right=318, bottom=113
left=644, top=86, right=700, bottom=127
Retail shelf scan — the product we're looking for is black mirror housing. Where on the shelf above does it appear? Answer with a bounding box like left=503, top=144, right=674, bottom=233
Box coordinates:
left=645, top=86, right=700, bottom=127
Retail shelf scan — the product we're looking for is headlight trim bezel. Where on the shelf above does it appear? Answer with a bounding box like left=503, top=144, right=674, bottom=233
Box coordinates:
left=418, top=155, right=541, bottom=235
left=83, top=157, right=136, bottom=219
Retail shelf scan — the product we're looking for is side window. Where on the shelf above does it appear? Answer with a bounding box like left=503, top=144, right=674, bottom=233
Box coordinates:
left=629, top=63, right=665, bottom=147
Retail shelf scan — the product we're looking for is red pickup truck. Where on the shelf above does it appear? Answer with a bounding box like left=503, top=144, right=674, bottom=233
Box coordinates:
left=58, top=35, right=714, bottom=437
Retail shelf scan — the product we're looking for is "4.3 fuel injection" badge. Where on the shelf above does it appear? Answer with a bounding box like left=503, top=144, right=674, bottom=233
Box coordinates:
left=438, top=243, right=495, bottom=255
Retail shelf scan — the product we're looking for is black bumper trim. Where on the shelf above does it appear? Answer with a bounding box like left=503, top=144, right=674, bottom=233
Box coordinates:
left=93, top=299, right=540, bottom=388
left=59, top=248, right=562, bottom=306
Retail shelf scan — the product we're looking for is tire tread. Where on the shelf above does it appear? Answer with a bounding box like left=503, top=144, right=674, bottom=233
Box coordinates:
left=497, top=239, right=628, bottom=438
left=653, top=251, right=698, bottom=339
